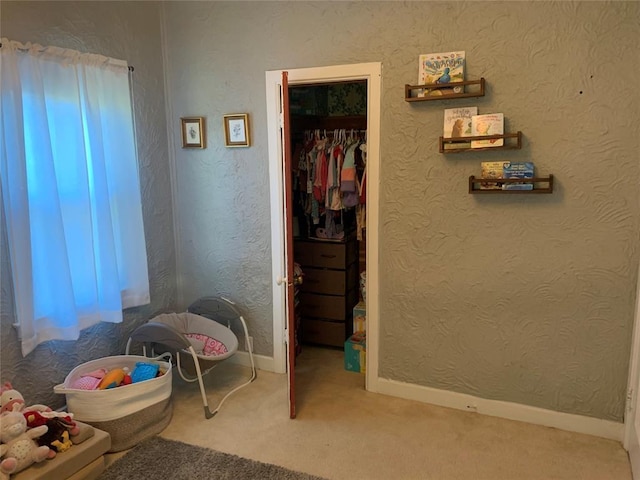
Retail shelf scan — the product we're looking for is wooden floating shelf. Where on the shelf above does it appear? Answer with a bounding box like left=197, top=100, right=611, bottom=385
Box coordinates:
left=405, top=78, right=485, bottom=102
left=440, top=131, right=522, bottom=153
left=468, top=175, right=554, bottom=194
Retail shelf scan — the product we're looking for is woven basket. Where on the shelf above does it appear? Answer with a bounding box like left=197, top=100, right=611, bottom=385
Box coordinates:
left=54, top=354, right=173, bottom=451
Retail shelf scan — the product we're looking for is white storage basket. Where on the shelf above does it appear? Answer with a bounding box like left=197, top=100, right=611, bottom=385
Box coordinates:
left=54, top=354, right=173, bottom=451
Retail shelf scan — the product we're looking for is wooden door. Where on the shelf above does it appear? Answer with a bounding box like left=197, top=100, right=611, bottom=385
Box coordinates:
left=281, top=71, right=297, bottom=419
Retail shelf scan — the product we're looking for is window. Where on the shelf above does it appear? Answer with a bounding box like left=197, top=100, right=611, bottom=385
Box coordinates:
left=0, top=38, right=150, bottom=356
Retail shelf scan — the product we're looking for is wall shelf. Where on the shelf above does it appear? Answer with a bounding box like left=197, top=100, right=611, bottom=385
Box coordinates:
left=405, top=78, right=485, bottom=102
left=440, top=131, right=522, bottom=153
left=468, top=175, right=554, bottom=194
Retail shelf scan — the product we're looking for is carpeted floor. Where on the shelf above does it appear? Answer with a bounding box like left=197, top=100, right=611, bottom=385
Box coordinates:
left=97, top=436, right=326, bottom=480
left=100, top=347, right=632, bottom=480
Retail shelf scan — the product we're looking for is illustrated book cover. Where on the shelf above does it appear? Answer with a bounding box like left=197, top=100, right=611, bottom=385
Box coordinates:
left=443, top=106, right=477, bottom=138
left=480, top=161, right=509, bottom=190
left=471, top=113, right=504, bottom=148
left=502, top=162, right=534, bottom=190
left=417, top=51, right=465, bottom=97
left=443, top=107, right=477, bottom=150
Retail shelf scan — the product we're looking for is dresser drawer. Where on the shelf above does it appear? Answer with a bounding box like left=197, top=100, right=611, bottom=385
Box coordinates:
left=300, top=268, right=346, bottom=295
left=301, top=318, right=346, bottom=347
left=300, top=292, right=348, bottom=320
left=294, top=238, right=357, bottom=269
left=310, top=242, right=346, bottom=269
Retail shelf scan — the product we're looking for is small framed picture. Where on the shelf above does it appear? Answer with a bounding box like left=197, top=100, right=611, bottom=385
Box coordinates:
left=181, top=117, right=206, bottom=148
left=223, top=113, right=250, bottom=147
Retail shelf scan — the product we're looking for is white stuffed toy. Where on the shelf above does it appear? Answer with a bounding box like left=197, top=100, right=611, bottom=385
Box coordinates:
left=0, top=411, right=50, bottom=480
left=0, top=382, right=50, bottom=415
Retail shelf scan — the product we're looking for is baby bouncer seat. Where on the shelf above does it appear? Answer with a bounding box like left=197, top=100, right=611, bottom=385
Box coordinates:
left=125, top=296, right=256, bottom=418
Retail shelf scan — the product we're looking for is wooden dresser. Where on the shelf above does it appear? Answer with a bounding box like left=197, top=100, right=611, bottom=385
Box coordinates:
left=294, top=235, right=359, bottom=348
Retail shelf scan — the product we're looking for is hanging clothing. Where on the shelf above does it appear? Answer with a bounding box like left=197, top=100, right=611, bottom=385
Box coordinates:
left=358, top=142, right=367, bottom=205
left=341, top=142, right=359, bottom=208
left=326, top=144, right=343, bottom=211
left=295, top=128, right=367, bottom=238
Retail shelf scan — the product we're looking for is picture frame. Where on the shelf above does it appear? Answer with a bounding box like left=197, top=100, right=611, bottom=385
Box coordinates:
left=223, top=113, right=250, bottom=147
left=181, top=117, right=206, bottom=148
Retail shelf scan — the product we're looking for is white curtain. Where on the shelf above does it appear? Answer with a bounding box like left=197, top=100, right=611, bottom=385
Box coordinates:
left=0, top=38, right=150, bottom=356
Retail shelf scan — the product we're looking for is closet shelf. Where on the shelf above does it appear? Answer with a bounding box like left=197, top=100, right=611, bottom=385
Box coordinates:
left=405, top=78, right=485, bottom=102
left=290, top=114, right=367, bottom=131
left=298, top=236, right=349, bottom=244
left=468, top=175, right=554, bottom=194
left=440, top=131, right=522, bottom=153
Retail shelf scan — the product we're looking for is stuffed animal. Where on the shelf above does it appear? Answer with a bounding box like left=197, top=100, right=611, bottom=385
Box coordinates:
left=0, top=411, right=50, bottom=479
left=0, top=383, right=49, bottom=415
left=37, top=419, right=72, bottom=454
left=0, top=382, right=79, bottom=432
left=97, top=368, right=126, bottom=390
left=0, top=382, right=79, bottom=455
left=0, top=384, right=21, bottom=415
left=22, top=409, right=79, bottom=437
left=19, top=411, right=76, bottom=457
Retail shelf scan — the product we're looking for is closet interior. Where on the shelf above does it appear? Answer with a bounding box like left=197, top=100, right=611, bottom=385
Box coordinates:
left=289, top=81, right=368, bottom=371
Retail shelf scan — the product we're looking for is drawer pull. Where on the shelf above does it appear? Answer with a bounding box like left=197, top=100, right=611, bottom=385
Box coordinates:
left=320, top=254, right=337, bottom=259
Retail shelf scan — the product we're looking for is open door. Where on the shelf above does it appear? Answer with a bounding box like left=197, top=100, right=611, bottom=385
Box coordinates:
left=281, top=71, right=297, bottom=419
left=266, top=63, right=382, bottom=416
left=624, top=260, right=640, bottom=478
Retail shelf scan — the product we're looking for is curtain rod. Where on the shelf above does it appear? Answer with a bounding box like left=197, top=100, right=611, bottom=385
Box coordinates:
left=0, top=42, right=135, bottom=71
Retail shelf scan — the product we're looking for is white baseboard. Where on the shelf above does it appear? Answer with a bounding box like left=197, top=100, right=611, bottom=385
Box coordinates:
left=228, top=350, right=275, bottom=372
left=224, top=355, right=623, bottom=441
left=373, top=377, right=623, bottom=441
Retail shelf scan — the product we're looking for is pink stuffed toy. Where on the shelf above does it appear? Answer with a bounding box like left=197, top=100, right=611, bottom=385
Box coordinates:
left=0, top=383, right=49, bottom=415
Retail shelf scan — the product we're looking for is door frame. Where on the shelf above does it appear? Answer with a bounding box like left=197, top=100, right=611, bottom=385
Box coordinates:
left=265, top=62, right=382, bottom=392
left=624, top=258, right=640, bottom=478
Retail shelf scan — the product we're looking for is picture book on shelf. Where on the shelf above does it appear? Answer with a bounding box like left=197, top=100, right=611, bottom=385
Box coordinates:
left=480, top=161, right=508, bottom=190
left=443, top=106, right=477, bottom=138
left=471, top=113, right=504, bottom=148
left=502, top=162, right=534, bottom=190
left=417, top=51, right=465, bottom=97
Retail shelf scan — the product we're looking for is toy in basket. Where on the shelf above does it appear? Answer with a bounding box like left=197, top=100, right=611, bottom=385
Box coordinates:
left=54, top=353, right=172, bottom=452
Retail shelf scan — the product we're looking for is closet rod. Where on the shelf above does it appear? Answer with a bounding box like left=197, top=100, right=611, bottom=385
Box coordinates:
left=304, top=130, right=367, bottom=136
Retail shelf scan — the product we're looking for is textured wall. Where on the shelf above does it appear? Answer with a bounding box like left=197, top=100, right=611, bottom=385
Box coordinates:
left=0, top=2, right=177, bottom=409
left=1, top=1, right=636, bottom=423
left=162, top=1, right=640, bottom=422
